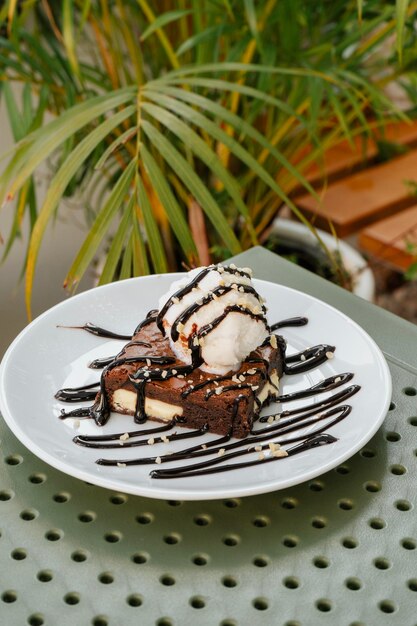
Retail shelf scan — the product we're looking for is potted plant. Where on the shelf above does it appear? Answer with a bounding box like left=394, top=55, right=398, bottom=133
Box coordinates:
left=0, top=0, right=415, bottom=316
left=267, top=217, right=376, bottom=300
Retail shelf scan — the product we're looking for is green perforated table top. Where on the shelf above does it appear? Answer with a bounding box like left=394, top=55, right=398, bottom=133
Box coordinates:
left=1, top=246, right=417, bottom=626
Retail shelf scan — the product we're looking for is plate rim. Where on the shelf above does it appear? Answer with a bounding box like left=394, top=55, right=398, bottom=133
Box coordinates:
left=0, top=273, right=392, bottom=500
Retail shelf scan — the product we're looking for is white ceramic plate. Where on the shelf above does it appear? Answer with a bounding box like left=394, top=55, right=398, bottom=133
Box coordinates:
left=0, top=274, right=391, bottom=500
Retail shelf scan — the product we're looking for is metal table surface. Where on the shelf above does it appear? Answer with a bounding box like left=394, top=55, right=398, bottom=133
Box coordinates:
left=1, top=246, right=417, bottom=626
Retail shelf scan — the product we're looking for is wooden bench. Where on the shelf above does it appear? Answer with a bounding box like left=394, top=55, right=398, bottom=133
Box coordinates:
left=358, top=206, right=417, bottom=270
left=292, top=120, right=417, bottom=270
left=295, top=149, right=417, bottom=237
left=296, top=120, right=417, bottom=190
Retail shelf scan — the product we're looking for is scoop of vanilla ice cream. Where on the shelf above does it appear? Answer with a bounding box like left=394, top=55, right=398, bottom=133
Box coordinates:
left=158, top=265, right=268, bottom=374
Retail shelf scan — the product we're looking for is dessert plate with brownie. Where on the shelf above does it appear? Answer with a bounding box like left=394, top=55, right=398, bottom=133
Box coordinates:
left=0, top=265, right=391, bottom=500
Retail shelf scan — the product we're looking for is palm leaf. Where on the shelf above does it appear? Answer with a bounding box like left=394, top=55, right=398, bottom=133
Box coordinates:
left=144, top=85, right=318, bottom=200
left=396, top=0, right=410, bottom=64
left=65, top=160, right=136, bottom=293
left=25, top=106, right=136, bottom=316
left=136, top=0, right=180, bottom=69
left=0, top=88, right=136, bottom=205
left=62, top=0, right=81, bottom=80
left=141, top=9, right=192, bottom=41
left=119, top=234, right=134, bottom=280
left=137, top=174, right=168, bottom=273
left=176, top=24, right=232, bottom=56
left=139, top=142, right=198, bottom=261
left=356, top=0, right=363, bottom=23
left=154, top=75, right=317, bottom=128
left=151, top=61, right=340, bottom=84
left=141, top=121, right=241, bottom=255
left=141, top=99, right=257, bottom=242
left=97, top=194, right=134, bottom=285
left=95, top=126, right=137, bottom=170
left=131, top=200, right=150, bottom=276
left=2, top=80, right=24, bottom=141
left=140, top=96, right=313, bottom=245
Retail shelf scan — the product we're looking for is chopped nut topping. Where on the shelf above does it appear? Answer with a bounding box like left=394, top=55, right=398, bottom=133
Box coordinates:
left=258, top=452, right=265, bottom=460
left=147, top=437, right=155, bottom=445
left=161, top=435, right=169, bottom=443
left=273, top=449, right=288, bottom=458
left=117, top=462, right=126, bottom=468
left=239, top=375, right=246, bottom=382
left=146, top=359, right=151, bottom=366
left=247, top=368, right=257, bottom=375
left=171, top=369, right=177, bottom=375
left=172, top=297, right=180, bottom=304
left=120, top=433, right=130, bottom=441
left=300, top=354, right=306, bottom=361
left=326, top=351, right=335, bottom=360
left=161, top=370, right=168, bottom=379
left=201, top=444, right=207, bottom=449
left=334, top=376, right=341, bottom=383
left=254, top=445, right=262, bottom=452
left=267, top=416, right=274, bottom=424
left=269, top=442, right=281, bottom=452
left=218, top=448, right=226, bottom=456
left=155, top=456, right=162, bottom=464
left=269, top=334, right=277, bottom=348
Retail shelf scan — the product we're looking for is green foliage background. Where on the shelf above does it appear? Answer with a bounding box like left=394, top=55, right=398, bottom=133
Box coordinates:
left=0, top=0, right=416, bottom=314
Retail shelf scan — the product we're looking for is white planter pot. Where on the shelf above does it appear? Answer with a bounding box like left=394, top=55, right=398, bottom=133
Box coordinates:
left=270, top=218, right=375, bottom=301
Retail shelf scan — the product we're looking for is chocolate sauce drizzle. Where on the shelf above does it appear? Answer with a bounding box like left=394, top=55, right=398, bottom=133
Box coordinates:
left=267, top=372, right=353, bottom=407
left=284, top=344, right=335, bottom=374
left=270, top=316, right=308, bottom=331
left=58, top=322, right=133, bottom=341
left=55, top=381, right=99, bottom=403
left=95, top=404, right=352, bottom=473
left=56, top=265, right=360, bottom=479
left=171, top=284, right=267, bottom=341
left=149, top=433, right=340, bottom=479
left=156, top=265, right=253, bottom=335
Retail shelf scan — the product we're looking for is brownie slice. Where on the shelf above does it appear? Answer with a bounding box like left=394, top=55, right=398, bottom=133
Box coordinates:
left=100, top=320, right=285, bottom=438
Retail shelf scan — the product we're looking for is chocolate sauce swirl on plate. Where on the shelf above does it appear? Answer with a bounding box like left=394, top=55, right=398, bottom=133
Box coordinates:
left=55, top=265, right=360, bottom=479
